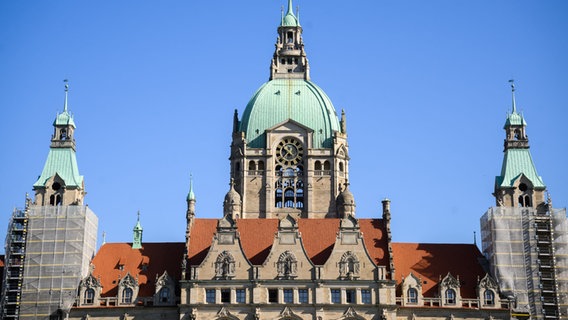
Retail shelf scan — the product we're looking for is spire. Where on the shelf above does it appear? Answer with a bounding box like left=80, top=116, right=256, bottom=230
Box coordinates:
left=187, top=174, right=195, bottom=201
left=271, top=0, right=307, bottom=80
left=132, top=211, right=143, bottom=249
left=63, top=79, right=69, bottom=113
left=509, top=79, right=517, bottom=113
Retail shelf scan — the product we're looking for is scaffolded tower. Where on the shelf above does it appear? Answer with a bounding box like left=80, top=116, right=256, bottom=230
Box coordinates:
left=0, top=82, right=98, bottom=319
left=481, top=81, right=568, bottom=319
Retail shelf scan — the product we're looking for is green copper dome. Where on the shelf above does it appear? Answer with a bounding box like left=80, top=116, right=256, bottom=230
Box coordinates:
left=239, top=79, right=341, bottom=148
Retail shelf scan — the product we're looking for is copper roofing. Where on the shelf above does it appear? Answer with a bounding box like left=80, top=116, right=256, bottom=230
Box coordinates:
left=187, top=218, right=389, bottom=267
left=497, top=148, right=545, bottom=188
left=91, top=243, right=184, bottom=297
left=392, top=243, right=487, bottom=298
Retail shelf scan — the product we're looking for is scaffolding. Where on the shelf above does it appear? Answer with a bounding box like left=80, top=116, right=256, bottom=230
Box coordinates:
left=481, top=206, right=568, bottom=319
left=2, top=205, right=98, bottom=319
left=1, top=207, right=29, bottom=318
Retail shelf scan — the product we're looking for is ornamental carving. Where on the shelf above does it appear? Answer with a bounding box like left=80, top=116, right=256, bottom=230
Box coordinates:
left=277, top=250, right=298, bottom=279
left=80, top=272, right=101, bottom=289
left=440, top=272, right=460, bottom=289
left=339, top=251, right=360, bottom=279
left=478, top=273, right=498, bottom=290
left=119, top=272, right=138, bottom=288
left=215, top=251, right=236, bottom=279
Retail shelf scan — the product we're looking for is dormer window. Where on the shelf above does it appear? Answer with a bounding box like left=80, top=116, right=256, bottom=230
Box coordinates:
left=122, top=288, right=133, bottom=304
left=84, top=288, right=95, bottom=304
left=159, top=287, right=170, bottom=303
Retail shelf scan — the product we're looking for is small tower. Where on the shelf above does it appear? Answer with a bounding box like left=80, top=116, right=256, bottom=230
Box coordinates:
left=223, top=179, right=242, bottom=219
left=187, top=175, right=196, bottom=218
left=494, top=80, right=546, bottom=211
left=133, top=211, right=143, bottom=249
left=336, top=181, right=356, bottom=218
left=270, top=0, right=309, bottom=80
left=33, top=80, right=85, bottom=206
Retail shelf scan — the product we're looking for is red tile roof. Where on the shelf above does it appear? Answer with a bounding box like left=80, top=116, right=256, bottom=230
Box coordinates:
left=92, top=243, right=185, bottom=297
left=187, top=218, right=389, bottom=268
left=392, top=243, right=487, bottom=298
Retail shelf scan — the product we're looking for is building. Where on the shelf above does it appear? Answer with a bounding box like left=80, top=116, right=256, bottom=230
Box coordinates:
left=1, top=1, right=565, bottom=320
left=1, top=83, right=98, bottom=319
left=480, top=82, right=568, bottom=319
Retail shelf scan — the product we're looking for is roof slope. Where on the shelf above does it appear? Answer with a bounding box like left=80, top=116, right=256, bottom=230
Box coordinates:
left=496, top=148, right=545, bottom=188
left=187, top=218, right=389, bottom=267
left=392, top=243, right=487, bottom=298
left=91, top=242, right=184, bottom=297
left=33, top=148, right=83, bottom=188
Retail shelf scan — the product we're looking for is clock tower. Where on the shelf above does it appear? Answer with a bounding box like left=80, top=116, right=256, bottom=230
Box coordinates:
left=228, top=0, right=351, bottom=219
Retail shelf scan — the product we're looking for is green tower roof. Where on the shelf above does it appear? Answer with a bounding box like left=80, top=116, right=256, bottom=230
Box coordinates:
left=239, top=79, right=341, bottom=148
left=281, top=0, right=300, bottom=27
left=496, top=143, right=545, bottom=189
left=33, top=148, right=84, bottom=188
left=187, top=176, right=195, bottom=201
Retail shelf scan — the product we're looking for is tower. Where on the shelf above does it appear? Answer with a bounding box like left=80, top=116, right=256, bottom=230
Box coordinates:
left=229, top=0, right=350, bottom=219
left=0, top=82, right=98, bottom=319
left=481, top=81, right=568, bottom=319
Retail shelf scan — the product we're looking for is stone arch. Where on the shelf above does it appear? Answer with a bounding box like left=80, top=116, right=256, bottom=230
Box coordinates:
left=277, top=250, right=298, bottom=279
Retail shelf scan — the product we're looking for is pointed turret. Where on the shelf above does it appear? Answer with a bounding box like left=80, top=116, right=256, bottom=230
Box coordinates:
left=494, top=80, right=546, bottom=211
left=132, top=211, right=143, bottom=249
left=33, top=80, right=85, bottom=206
left=186, top=175, right=196, bottom=218
left=270, top=0, right=309, bottom=80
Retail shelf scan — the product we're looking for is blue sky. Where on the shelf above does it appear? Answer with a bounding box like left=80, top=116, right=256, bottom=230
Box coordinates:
left=1, top=1, right=567, bottom=251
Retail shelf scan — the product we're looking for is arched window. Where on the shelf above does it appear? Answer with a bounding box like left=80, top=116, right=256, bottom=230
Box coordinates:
left=258, top=160, right=264, bottom=170
left=248, top=161, right=256, bottom=171
left=275, top=188, right=283, bottom=208
left=235, top=162, right=240, bottom=173
left=518, top=195, right=532, bottom=207
left=160, top=287, right=170, bottom=303
left=122, top=288, right=133, bottom=304
left=315, top=161, right=322, bottom=171
left=60, top=128, right=68, bottom=140
left=514, top=129, right=521, bottom=140
left=339, top=162, right=344, bottom=172
left=407, top=288, right=418, bottom=304
left=323, top=161, right=331, bottom=171
left=483, top=289, right=495, bottom=306
left=84, top=288, right=94, bottom=304
left=284, top=189, right=295, bottom=208
left=445, top=289, right=456, bottom=305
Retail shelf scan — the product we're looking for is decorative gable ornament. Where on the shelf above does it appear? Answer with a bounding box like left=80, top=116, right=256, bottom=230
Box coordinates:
left=478, top=273, right=498, bottom=290
left=277, top=250, right=298, bottom=279
left=338, top=307, right=365, bottom=320
left=278, top=306, right=302, bottom=319
left=216, top=306, right=239, bottom=320
left=215, top=251, right=236, bottom=279
left=440, top=272, right=460, bottom=289
left=339, top=251, right=360, bottom=279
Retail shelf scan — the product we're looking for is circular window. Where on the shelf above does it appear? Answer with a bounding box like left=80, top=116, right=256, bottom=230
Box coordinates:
left=519, top=183, right=528, bottom=192
left=52, top=182, right=61, bottom=191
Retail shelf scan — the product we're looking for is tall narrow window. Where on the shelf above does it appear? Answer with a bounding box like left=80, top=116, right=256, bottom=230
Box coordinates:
left=331, top=289, right=341, bottom=304
left=346, top=289, right=356, bottom=303
left=84, top=288, right=94, bottom=304
left=268, top=289, right=278, bottom=303
left=206, top=289, right=216, bottom=303
left=361, top=289, right=371, bottom=304
left=484, top=290, right=495, bottom=306
left=283, top=289, right=293, bottom=303
left=407, top=288, right=418, bottom=304
left=299, top=289, right=309, bottom=303
left=159, top=287, right=170, bottom=303
left=221, top=289, right=230, bottom=303
left=236, top=289, right=246, bottom=303
left=248, top=161, right=256, bottom=171
left=122, top=288, right=133, bottom=304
